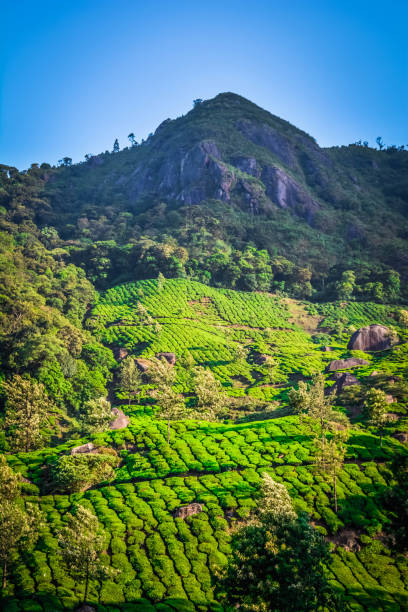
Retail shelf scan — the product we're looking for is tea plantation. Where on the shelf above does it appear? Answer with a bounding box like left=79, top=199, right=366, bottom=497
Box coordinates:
left=3, top=279, right=408, bottom=611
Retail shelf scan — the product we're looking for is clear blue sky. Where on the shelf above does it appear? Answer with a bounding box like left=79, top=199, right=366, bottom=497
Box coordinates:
left=1, top=0, right=407, bottom=170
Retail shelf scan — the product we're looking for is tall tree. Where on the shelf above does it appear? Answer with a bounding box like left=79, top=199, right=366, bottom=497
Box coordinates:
left=315, top=435, right=347, bottom=513
left=119, top=357, right=142, bottom=410
left=112, top=139, right=120, bottom=153
left=58, top=505, right=117, bottom=605
left=193, top=366, right=227, bottom=420
left=364, top=388, right=389, bottom=447
left=4, top=375, right=50, bottom=452
left=127, top=132, right=136, bottom=146
left=219, top=473, right=339, bottom=611
left=149, top=357, right=189, bottom=444
left=0, top=455, right=40, bottom=591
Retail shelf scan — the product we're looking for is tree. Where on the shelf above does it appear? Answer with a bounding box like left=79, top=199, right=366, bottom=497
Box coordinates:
left=149, top=357, right=189, bottom=444
left=288, top=374, right=346, bottom=439
left=376, top=136, right=385, bottom=150
left=4, top=375, right=50, bottom=452
left=81, top=397, right=112, bottom=434
left=193, top=98, right=203, bottom=107
left=219, top=473, right=339, bottom=611
left=399, top=309, right=408, bottom=328
left=112, top=139, right=120, bottom=153
left=193, top=366, right=227, bottom=420
left=58, top=157, right=72, bottom=166
left=58, top=505, right=117, bottom=604
left=315, top=435, right=347, bottom=512
left=52, top=451, right=119, bottom=492
left=335, top=270, right=356, bottom=300
left=128, top=132, right=137, bottom=146
left=0, top=455, right=41, bottom=591
left=364, top=388, right=389, bottom=447
left=118, top=357, right=142, bottom=410
left=157, top=271, right=165, bottom=291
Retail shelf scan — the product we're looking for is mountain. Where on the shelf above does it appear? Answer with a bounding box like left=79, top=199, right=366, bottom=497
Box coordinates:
left=26, top=92, right=406, bottom=299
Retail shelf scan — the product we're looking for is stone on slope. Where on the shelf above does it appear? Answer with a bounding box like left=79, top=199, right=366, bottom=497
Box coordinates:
left=156, top=352, right=177, bottom=365
left=110, top=407, right=130, bottom=430
left=174, top=503, right=203, bottom=519
left=347, top=324, right=393, bottom=352
left=325, top=357, right=369, bottom=372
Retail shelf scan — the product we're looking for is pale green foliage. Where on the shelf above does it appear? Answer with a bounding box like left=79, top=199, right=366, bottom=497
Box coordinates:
left=398, top=309, right=408, bottom=328
left=315, top=435, right=348, bottom=512
left=58, top=505, right=117, bottom=603
left=0, top=457, right=41, bottom=589
left=194, top=366, right=227, bottom=420
left=257, top=472, right=296, bottom=524
left=261, top=355, right=278, bottom=384
left=136, top=302, right=154, bottom=326
left=157, top=272, right=166, bottom=291
left=52, top=452, right=119, bottom=492
left=149, top=357, right=190, bottom=443
left=290, top=373, right=349, bottom=438
left=0, top=454, right=21, bottom=502
left=119, top=357, right=142, bottom=408
left=364, top=387, right=389, bottom=446
left=4, top=375, right=51, bottom=452
left=149, top=356, right=177, bottom=388
left=81, top=397, right=112, bottom=434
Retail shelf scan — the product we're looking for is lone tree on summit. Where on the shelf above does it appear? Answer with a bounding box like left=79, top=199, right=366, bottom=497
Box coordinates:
left=112, top=138, right=120, bottom=153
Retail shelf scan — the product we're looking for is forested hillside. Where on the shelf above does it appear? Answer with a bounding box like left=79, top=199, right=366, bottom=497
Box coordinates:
left=0, top=93, right=408, bottom=611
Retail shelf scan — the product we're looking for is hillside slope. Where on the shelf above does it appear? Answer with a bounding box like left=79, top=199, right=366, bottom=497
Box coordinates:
left=2, top=279, right=408, bottom=610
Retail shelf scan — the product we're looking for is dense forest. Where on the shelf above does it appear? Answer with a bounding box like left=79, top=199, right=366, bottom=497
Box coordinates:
left=0, top=93, right=408, bottom=611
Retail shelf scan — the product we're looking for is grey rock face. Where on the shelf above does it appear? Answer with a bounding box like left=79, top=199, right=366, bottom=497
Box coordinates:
left=235, top=119, right=296, bottom=168
left=347, top=325, right=393, bottom=352
left=261, top=165, right=320, bottom=221
left=174, top=503, right=203, bottom=519
left=71, top=442, right=95, bottom=455
left=325, top=358, right=369, bottom=372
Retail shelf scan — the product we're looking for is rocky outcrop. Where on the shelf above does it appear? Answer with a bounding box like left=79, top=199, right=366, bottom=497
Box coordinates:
left=156, top=352, right=177, bottom=365
left=109, top=408, right=130, bottom=430
left=174, top=503, right=203, bottom=519
left=235, top=119, right=296, bottom=168
left=325, top=358, right=369, bottom=372
left=71, top=442, right=95, bottom=455
left=261, top=165, right=320, bottom=222
left=347, top=325, right=393, bottom=352
left=231, top=156, right=261, bottom=177
left=329, top=373, right=358, bottom=394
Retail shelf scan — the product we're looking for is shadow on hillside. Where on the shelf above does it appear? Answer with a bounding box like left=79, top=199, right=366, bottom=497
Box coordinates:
left=4, top=586, right=407, bottom=611
left=1, top=593, right=214, bottom=611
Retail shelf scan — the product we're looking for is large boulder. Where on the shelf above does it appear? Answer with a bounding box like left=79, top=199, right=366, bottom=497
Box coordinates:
left=347, top=325, right=393, bottom=352
left=71, top=442, right=95, bottom=455
left=329, top=373, right=358, bottom=395
left=156, top=352, right=177, bottom=365
left=325, top=357, right=369, bottom=372
left=174, top=503, right=203, bottom=519
left=109, top=408, right=130, bottom=430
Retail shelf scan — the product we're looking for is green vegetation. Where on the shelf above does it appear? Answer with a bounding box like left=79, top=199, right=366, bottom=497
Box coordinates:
left=0, top=92, right=407, bottom=610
